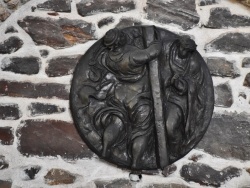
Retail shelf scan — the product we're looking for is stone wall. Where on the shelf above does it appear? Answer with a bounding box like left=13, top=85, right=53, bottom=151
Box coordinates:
left=0, top=0, right=250, bottom=187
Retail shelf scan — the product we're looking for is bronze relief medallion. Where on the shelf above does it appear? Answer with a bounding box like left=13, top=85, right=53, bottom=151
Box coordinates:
left=70, top=26, right=214, bottom=171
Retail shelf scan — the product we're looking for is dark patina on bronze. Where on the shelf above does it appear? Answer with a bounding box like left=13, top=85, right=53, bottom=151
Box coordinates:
left=70, top=26, right=214, bottom=172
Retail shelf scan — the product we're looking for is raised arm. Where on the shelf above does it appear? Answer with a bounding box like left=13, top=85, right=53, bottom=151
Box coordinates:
left=130, top=41, right=162, bottom=67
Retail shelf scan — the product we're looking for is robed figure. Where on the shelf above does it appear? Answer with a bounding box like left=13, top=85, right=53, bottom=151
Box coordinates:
left=160, top=36, right=210, bottom=162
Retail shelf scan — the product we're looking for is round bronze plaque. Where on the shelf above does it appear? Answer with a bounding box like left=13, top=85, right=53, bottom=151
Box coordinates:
left=70, top=26, right=214, bottom=171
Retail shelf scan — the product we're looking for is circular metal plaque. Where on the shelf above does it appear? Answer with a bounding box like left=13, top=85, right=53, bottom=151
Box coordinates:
left=70, top=26, right=214, bottom=171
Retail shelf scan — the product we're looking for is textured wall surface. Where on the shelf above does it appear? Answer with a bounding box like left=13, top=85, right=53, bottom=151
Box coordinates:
left=0, top=0, right=250, bottom=187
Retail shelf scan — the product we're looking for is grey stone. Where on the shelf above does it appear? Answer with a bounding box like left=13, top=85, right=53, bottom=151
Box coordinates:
left=243, top=73, right=250, bottom=87
left=77, top=0, right=135, bottom=17
left=97, top=17, right=114, bottom=28
left=162, top=164, right=177, bottom=177
left=0, top=5, right=10, bottom=21
left=37, top=0, right=71, bottom=12
left=0, top=156, right=9, bottom=170
left=197, top=113, right=250, bottom=160
left=141, top=169, right=159, bottom=175
left=206, top=57, right=240, bottom=78
left=1, top=56, right=41, bottom=75
left=6, top=0, right=19, bottom=9
left=18, top=16, right=95, bottom=49
left=45, top=55, right=81, bottom=77
left=180, top=163, right=241, bottom=187
left=44, top=169, right=76, bottom=185
left=17, top=120, right=93, bottom=158
left=31, top=6, right=36, bottom=12
left=20, top=0, right=30, bottom=5
left=0, top=127, right=14, bottom=145
left=28, top=102, right=65, bottom=117
left=199, top=0, right=217, bottom=6
left=206, top=8, right=250, bottom=29
left=0, top=103, right=21, bottom=120
left=239, top=92, right=247, bottom=99
left=0, top=180, right=12, bottom=188
left=146, top=184, right=189, bottom=188
left=0, top=36, right=23, bottom=54
left=5, top=26, right=18, bottom=34
left=24, top=166, right=41, bottom=180
left=95, top=179, right=132, bottom=188
left=205, top=33, right=250, bottom=53
left=146, top=0, right=199, bottom=30
left=47, top=12, right=59, bottom=16
left=214, top=83, right=233, bottom=108
left=116, top=17, right=142, bottom=29
left=0, top=80, right=70, bottom=100
left=242, top=57, right=250, bottom=68
left=39, top=49, right=49, bottom=58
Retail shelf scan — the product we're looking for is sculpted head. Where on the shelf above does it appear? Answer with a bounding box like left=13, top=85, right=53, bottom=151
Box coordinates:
left=177, top=36, right=197, bottom=58
left=103, top=28, right=127, bottom=50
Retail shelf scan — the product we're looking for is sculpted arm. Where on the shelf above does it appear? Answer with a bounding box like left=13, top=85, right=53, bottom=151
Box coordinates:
left=130, top=41, right=162, bottom=67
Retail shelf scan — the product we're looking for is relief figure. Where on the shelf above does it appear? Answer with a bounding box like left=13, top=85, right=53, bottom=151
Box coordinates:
left=70, top=26, right=214, bottom=171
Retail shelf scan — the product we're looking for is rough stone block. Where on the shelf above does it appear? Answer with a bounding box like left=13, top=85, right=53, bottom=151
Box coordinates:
left=5, top=26, right=18, bottom=34
left=0, top=127, right=14, bottom=145
left=0, top=80, right=69, bottom=100
left=77, top=0, right=135, bottom=17
left=0, top=155, right=9, bottom=170
left=6, top=0, right=19, bottom=9
left=39, top=49, right=49, bottom=58
left=206, top=57, right=240, bottom=78
left=162, top=164, right=177, bottom=177
left=17, top=120, right=93, bottom=159
left=146, top=184, right=189, bottom=188
left=20, top=0, right=30, bottom=4
left=95, top=179, right=132, bottom=188
left=45, top=55, right=81, bottom=77
left=146, top=0, right=199, bottom=30
left=0, top=5, right=10, bottom=22
left=0, top=37, right=23, bottom=54
left=180, top=163, right=241, bottom=187
left=116, top=17, right=142, bottom=29
left=214, top=83, right=233, bottom=107
left=37, top=0, right=71, bottom=12
left=0, top=180, right=12, bottom=188
left=18, top=16, right=95, bottom=49
left=243, top=73, right=250, bottom=87
left=44, top=169, right=76, bottom=185
left=199, top=0, right=218, bottom=6
left=238, top=92, right=247, bottom=99
left=28, top=102, right=65, bottom=117
left=206, top=7, right=250, bottom=28
left=197, top=113, right=250, bottom=160
left=98, top=17, right=114, bottom=28
left=242, top=57, right=250, bottom=68
left=24, top=166, right=41, bottom=180
left=0, top=103, right=21, bottom=120
left=1, top=57, right=41, bottom=75
left=205, top=33, right=250, bottom=53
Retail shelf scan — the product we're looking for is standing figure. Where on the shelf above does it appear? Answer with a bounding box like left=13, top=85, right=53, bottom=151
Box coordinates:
left=162, top=36, right=206, bottom=162
left=99, top=28, right=162, bottom=169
